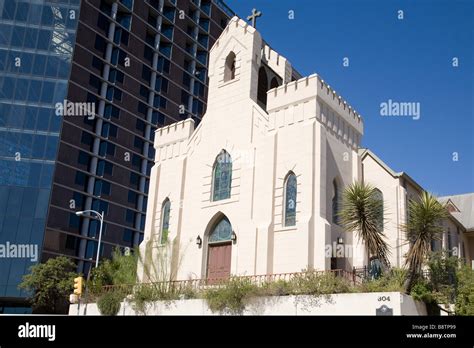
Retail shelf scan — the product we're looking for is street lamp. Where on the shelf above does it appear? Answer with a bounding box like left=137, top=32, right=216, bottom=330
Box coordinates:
left=76, top=210, right=104, bottom=268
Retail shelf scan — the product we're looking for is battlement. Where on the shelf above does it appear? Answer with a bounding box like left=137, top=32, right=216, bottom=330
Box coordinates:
left=154, top=118, right=195, bottom=149
left=316, top=75, right=363, bottom=132
left=267, top=73, right=363, bottom=134
left=267, top=74, right=319, bottom=111
left=261, top=42, right=292, bottom=83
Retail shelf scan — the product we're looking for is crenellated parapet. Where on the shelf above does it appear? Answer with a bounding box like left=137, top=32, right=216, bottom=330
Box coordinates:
left=154, top=119, right=195, bottom=161
left=316, top=76, right=363, bottom=134
left=261, top=42, right=292, bottom=83
left=265, top=74, right=364, bottom=148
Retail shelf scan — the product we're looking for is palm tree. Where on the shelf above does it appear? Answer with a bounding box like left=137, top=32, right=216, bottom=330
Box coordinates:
left=340, top=182, right=391, bottom=270
left=402, top=191, right=447, bottom=293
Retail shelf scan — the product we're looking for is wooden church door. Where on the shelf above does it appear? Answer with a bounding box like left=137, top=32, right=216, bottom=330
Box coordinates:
left=206, top=217, right=233, bottom=283
left=207, top=243, right=232, bottom=282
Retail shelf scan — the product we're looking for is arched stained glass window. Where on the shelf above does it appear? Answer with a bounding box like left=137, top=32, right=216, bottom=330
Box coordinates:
left=332, top=180, right=340, bottom=225
left=209, top=217, right=232, bottom=243
left=284, top=172, right=297, bottom=227
left=212, top=150, right=232, bottom=201
left=373, top=189, right=384, bottom=231
left=160, top=198, right=170, bottom=244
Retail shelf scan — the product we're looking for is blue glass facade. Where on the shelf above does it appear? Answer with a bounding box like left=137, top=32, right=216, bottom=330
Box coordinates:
left=0, top=0, right=80, bottom=312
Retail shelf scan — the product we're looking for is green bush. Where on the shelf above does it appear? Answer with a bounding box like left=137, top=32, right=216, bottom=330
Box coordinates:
left=204, top=277, right=259, bottom=314
left=131, top=283, right=186, bottom=314
left=410, top=280, right=435, bottom=303
left=455, top=265, right=474, bottom=315
left=97, top=292, right=123, bottom=316
left=426, top=251, right=459, bottom=304
left=290, top=271, right=352, bottom=296
left=19, top=256, right=79, bottom=314
left=181, top=284, right=198, bottom=299
left=357, top=268, right=406, bottom=293
left=260, top=279, right=293, bottom=296
left=132, top=284, right=156, bottom=315
left=86, top=248, right=138, bottom=299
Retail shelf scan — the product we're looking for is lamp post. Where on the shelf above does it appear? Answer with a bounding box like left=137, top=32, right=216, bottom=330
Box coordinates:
left=76, top=210, right=104, bottom=268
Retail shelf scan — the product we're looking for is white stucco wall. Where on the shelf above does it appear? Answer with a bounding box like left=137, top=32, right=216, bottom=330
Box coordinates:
left=361, top=152, right=421, bottom=268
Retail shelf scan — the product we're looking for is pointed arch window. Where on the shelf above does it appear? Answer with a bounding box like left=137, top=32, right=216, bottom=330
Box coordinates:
left=284, top=172, right=297, bottom=227
left=224, top=52, right=236, bottom=82
left=209, top=217, right=232, bottom=243
left=257, top=66, right=268, bottom=109
left=270, top=77, right=279, bottom=89
left=332, top=180, right=340, bottom=225
left=212, top=150, right=232, bottom=201
left=373, top=188, right=384, bottom=231
left=160, top=198, right=170, bottom=244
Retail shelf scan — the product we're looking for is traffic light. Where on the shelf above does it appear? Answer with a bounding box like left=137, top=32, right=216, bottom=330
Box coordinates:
left=73, top=276, right=83, bottom=296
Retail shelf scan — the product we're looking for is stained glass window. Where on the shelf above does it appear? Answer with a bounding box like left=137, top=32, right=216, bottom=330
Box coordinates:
left=373, top=189, right=384, bottom=231
left=209, top=217, right=232, bottom=243
left=284, top=173, right=297, bottom=226
left=332, top=180, right=340, bottom=225
left=160, top=199, right=170, bottom=244
left=212, top=150, right=232, bottom=201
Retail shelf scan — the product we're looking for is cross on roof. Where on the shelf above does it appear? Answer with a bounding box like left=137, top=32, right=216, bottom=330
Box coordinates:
left=247, top=8, right=262, bottom=28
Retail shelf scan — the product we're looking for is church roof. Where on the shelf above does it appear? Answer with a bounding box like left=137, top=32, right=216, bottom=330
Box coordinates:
left=359, top=148, right=424, bottom=192
left=439, top=193, right=474, bottom=231
left=360, top=149, right=474, bottom=232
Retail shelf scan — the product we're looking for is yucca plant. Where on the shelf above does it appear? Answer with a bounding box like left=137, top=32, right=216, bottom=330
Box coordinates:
left=340, top=182, right=390, bottom=269
left=402, top=191, right=447, bottom=293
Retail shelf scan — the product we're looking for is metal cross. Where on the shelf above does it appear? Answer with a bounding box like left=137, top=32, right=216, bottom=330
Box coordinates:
left=247, top=8, right=262, bottom=28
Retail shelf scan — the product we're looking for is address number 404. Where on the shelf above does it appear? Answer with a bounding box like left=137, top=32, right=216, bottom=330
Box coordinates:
left=378, top=296, right=391, bottom=302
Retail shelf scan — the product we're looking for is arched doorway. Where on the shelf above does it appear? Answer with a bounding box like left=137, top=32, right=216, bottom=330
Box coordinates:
left=206, top=217, right=233, bottom=282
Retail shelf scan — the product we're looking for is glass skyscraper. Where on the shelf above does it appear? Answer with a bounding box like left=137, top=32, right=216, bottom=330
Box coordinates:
left=0, top=0, right=81, bottom=313
left=0, top=0, right=233, bottom=313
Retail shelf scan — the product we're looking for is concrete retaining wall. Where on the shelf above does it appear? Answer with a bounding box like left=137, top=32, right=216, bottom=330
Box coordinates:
left=69, top=292, right=427, bottom=316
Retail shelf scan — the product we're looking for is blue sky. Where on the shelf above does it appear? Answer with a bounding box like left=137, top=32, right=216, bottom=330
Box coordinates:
left=225, top=0, right=474, bottom=196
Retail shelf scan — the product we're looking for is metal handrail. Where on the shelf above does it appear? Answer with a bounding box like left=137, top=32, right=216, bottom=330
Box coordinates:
left=98, top=269, right=357, bottom=295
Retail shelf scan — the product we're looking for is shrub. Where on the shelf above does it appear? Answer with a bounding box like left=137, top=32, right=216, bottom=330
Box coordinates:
left=358, top=268, right=406, bottom=293
left=260, top=279, right=293, bottom=296
left=455, top=265, right=474, bottom=315
left=97, top=292, right=123, bottom=316
left=410, top=280, right=434, bottom=303
left=132, top=284, right=157, bottom=315
left=19, top=256, right=78, bottom=314
left=131, top=283, right=186, bottom=315
left=290, top=271, right=352, bottom=296
left=204, top=277, right=259, bottom=314
left=181, top=284, right=198, bottom=299
left=85, top=248, right=138, bottom=302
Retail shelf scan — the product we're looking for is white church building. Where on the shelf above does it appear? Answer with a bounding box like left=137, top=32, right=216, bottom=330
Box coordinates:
left=138, top=17, right=473, bottom=283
